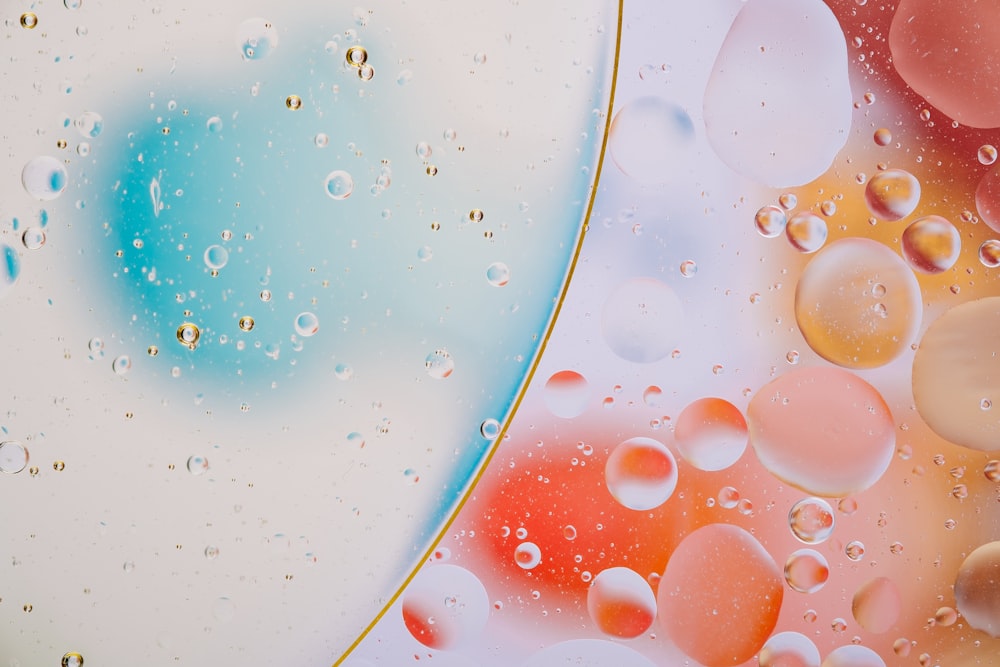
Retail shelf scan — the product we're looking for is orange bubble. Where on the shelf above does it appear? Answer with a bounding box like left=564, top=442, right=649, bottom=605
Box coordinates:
left=901, top=215, right=961, bottom=274
left=674, top=397, right=748, bottom=471
left=605, top=437, right=678, bottom=510
left=543, top=370, right=591, bottom=419
left=658, top=524, right=782, bottom=667
left=976, top=165, right=1000, bottom=233
left=864, top=169, right=920, bottom=221
left=955, top=541, right=1000, bottom=637
left=586, top=567, right=656, bottom=638
left=852, top=576, right=901, bottom=633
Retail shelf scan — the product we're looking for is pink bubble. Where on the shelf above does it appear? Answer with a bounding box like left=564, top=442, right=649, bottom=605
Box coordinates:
left=822, top=645, right=886, bottom=667
left=586, top=567, right=657, bottom=638
left=674, top=397, right=748, bottom=471
left=955, top=541, right=1000, bottom=637
left=851, top=577, right=901, bottom=634
left=605, top=437, right=678, bottom=510
left=901, top=215, right=961, bottom=274
left=543, top=370, right=591, bottom=419
left=401, top=564, right=489, bottom=650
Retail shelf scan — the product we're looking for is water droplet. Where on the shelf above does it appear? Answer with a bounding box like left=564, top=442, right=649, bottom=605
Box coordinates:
left=873, top=128, right=892, bottom=146
left=401, top=564, right=488, bottom=649
left=324, top=170, right=354, bottom=200
left=864, top=169, right=921, bottom=220
left=978, top=240, right=1000, bottom=267
left=674, top=397, right=747, bottom=471
left=543, top=370, right=590, bottom=419
left=424, top=349, right=454, bottom=379
left=61, top=652, right=84, bottom=667
left=784, top=548, right=829, bottom=594
left=238, top=316, right=255, bottom=332
left=0, top=441, right=29, bottom=474
left=203, top=245, right=229, bottom=271
left=237, top=18, right=278, bottom=61
left=789, top=497, right=835, bottom=544
left=901, top=215, right=961, bottom=274
left=204, top=545, right=219, bottom=559
left=514, top=542, right=542, bottom=570
left=313, top=132, right=329, bottom=148
left=485, top=262, right=510, bottom=287
left=20, top=12, right=37, bottom=29
left=293, top=312, right=319, bottom=337
left=206, top=116, right=223, bottom=133
left=186, top=455, right=208, bottom=475
left=473, top=52, right=487, bottom=65
left=605, top=437, right=678, bottom=510
left=285, top=95, right=302, bottom=110
left=345, top=45, right=368, bottom=67
left=53, top=460, right=66, bottom=472
left=469, top=208, right=485, bottom=223
left=679, top=260, right=697, bottom=277
left=845, top=540, right=866, bottom=561
left=21, top=228, right=46, bottom=250
left=718, top=486, right=740, bottom=509
left=778, top=193, right=798, bottom=210
left=587, top=567, right=656, bottom=638
left=21, top=156, right=68, bottom=201
left=480, top=419, right=501, bottom=439
left=785, top=212, right=828, bottom=253
left=754, top=205, right=788, bottom=238
left=176, top=323, right=200, bottom=349
left=980, top=145, right=998, bottom=165
left=112, top=355, right=131, bottom=376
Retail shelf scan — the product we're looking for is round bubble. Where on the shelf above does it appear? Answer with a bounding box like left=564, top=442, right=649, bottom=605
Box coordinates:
left=485, top=261, right=510, bottom=287
left=206, top=116, right=223, bottom=133
left=203, top=245, right=229, bottom=270
left=976, top=166, right=1000, bottom=233
left=864, top=169, right=920, bottom=221
left=785, top=212, right=827, bottom=253
left=601, top=277, right=683, bottom=363
left=821, top=646, right=885, bottom=667
left=22, top=156, right=68, bottom=201
left=187, top=455, right=209, bottom=476
left=236, top=18, right=278, bottom=61
left=514, top=542, right=542, bottom=570
left=748, top=366, right=896, bottom=496
left=543, top=370, right=590, bottom=419
left=784, top=549, right=829, bottom=594
left=901, top=215, right=961, bottom=274
left=586, top=567, right=656, bottom=638
left=955, top=541, right=1000, bottom=637
left=294, top=312, right=319, bottom=337
left=851, top=577, right=901, bottom=634
left=401, top=563, right=489, bottom=650
left=703, top=0, right=852, bottom=187
left=658, top=524, right=782, bottom=667
left=912, top=298, right=1000, bottom=451
left=674, top=397, right=747, bottom=471
left=979, top=240, right=1000, bottom=267
left=605, top=437, right=678, bottom=510
left=0, top=243, right=21, bottom=299
left=425, top=349, right=455, bottom=379
left=0, top=441, right=29, bottom=474
left=74, top=111, right=103, bottom=138
left=755, top=205, right=788, bottom=238
left=324, top=170, right=354, bottom=200
left=608, top=96, right=694, bottom=184
left=521, top=639, right=657, bottom=667
left=789, top=497, right=835, bottom=544
left=759, top=632, right=820, bottom=667
left=795, top=238, right=922, bottom=369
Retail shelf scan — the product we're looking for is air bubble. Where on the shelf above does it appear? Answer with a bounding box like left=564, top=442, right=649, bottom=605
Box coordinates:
left=784, top=549, right=829, bottom=594
left=324, top=170, right=354, bottom=200
left=785, top=212, right=828, bottom=253
left=345, top=45, right=368, bottom=67
left=486, top=262, right=510, bottom=287
left=21, top=156, right=68, bottom=201
left=238, top=316, right=255, bottom=332
left=294, top=312, right=319, bottom=337
left=61, top=653, right=84, bottom=667
left=187, top=455, right=209, bottom=475
left=237, top=18, right=278, bottom=61
left=605, top=437, right=677, bottom=510
left=0, top=441, right=29, bottom=474
left=901, top=215, right=961, bottom=274
left=424, top=349, right=454, bottom=379
left=20, top=12, right=37, bottom=29
left=514, top=542, right=542, bottom=570
left=285, top=95, right=302, bottom=110
left=176, top=322, right=201, bottom=349
left=789, top=497, right=835, bottom=544
left=203, top=245, right=229, bottom=270
left=864, top=169, right=920, bottom=221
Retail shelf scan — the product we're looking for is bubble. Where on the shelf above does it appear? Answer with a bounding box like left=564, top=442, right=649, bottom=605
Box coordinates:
left=608, top=97, right=694, bottom=184
left=88, top=337, right=104, bottom=354
left=755, top=205, right=788, bottom=238
left=20, top=12, right=37, bottom=29
left=543, top=370, right=590, bottom=419
left=236, top=18, right=278, bottom=61
left=21, top=156, right=68, bottom=201
left=796, top=238, right=921, bottom=368
left=203, top=245, right=229, bottom=270
left=401, top=563, right=488, bottom=650
left=514, top=542, right=542, bottom=570
left=674, top=398, right=747, bottom=471
left=980, top=145, right=998, bottom=165
left=522, top=639, right=657, bottom=667
left=53, top=460, right=66, bottom=472
left=586, top=567, right=656, bottom=638
left=324, top=170, right=354, bottom=200
left=901, top=215, right=961, bottom=274
left=285, top=95, right=302, bottom=110
left=485, top=261, right=510, bottom=287
left=642, top=385, right=663, bottom=407
left=892, top=638, right=911, bottom=657
left=864, top=169, right=920, bottom=221
left=0, top=441, right=29, bottom=474
left=679, top=260, right=697, bottom=277
left=0, top=243, right=21, bottom=299
left=424, top=349, right=454, bottom=379
left=112, top=355, right=131, bottom=375
left=850, top=576, right=901, bottom=634
left=784, top=549, right=830, bottom=594
left=605, top=437, right=678, bottom=511
left=61, top=653, right=84, bottom=667
left=147, top=345, right=158, bottom=357
left=934, top=606, right=958, bottom=626
left=789, top=497, right=835, bottom=544
left=986, top=460, right=1000, bottom=482
left=206, top=116, right=223, bottom=133
left=658, top=524, right=782, bottom=667
left=186, top=455, right=209, bottom=475
left=601, top=278, right=683, bottom=363
left=821, top=645, right=886, bottom=667
left=703, top=0, right=852, bottom=187
left=954, top=541, right=1000, bottom=636
left=480, top=418, right=500, bottom=439
left=748, top=366, right=895, bottom=496
left=912, top=298, right=1000, bottom=451
left=845, top=540, right=866, bottom=561
left=176, top=322, right=201, bottom=349
left=718, top=486, right=740, bottom=509
left=294, top=312, right=319, bottom=337
left=357, top=63, right=374, bottom=81
left=759, top=635, right=820, bottom=667
left=345, top=45, right=368, bottom=67
left=873, top=128, right=892, bottom=146
left=979, top=240, right=1000, bottom=268
left=313, top=133, right=328, bottom=148
left=468, top=208, right=485, bottom=223
left=785, top=212, right=828, bottom=253
left=238, top=316, right=255, bottom=332
left=21, top=228, right=46, bottom=251
left=779, top=193, right=798, bottom=210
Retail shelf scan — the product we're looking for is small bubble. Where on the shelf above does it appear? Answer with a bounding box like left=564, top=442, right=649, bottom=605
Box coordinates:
left=979, top=240, right=1000, bottom=268
left=0, top=441, right=29, bottom=474
left=919, top=109, right=931, bottom=122
left=313, top=133, right=329, bottom=148
left=514, top=542, right=542, bottom=570
left=979, top=145, right=998, bottom=165
left=176, top=322, right=200, bottom=349
left=863, top=92, right=876, bottom=105
left=718, top=486, right=740, bottom=509
left=424, top=349, right=454, bottom=379
left=147, top=345, right=158, bottom=357
left=358, top=64, right=374, bottom=81
left=985, top=460, right=1000, bottom=482
left=469, top=208, right=484, bottom=223
left=285, top=95, right=302, bottom=110
left=345, top=45, right=368, bottom=67
left=679, top=260, right=697, bottom=277
left=786, top=350, right=800, bottom=365
left=324, top=170, right=354, bottom=200
left=20, top=12, right=37, bottom=29
left=845, top=540, right=865, bottom=561
left=486, top=262, right=510, bottom=287
left=981, top=398, right=992, bottom=411
left=238, top=316, right=255, bottom=332
left=61, top=652, right=84, bottom=667
left=53, top=460, right=66, bottom=472
left=480, top=418, right=501, bottom=439
left=474, top=52, right=487, bottom=65
left=259, top=289, right=272, bottom=302
left=873, top=128, right=892, bottom=146
left=186, top=455, right=208, bottom=475
left=21, top=228, right=46, bottom=250
left=23, top=603, right=32, bottom=612
left=820, top=200, right=837, bottom=216
left=112, top=355, right=131, bottom=376
left=778, top=193, right=798, bottom=210
left=294, top=312, right=319, bottom=337
left=425, top=165, right=438, bottom=176
left=204, top=545, right=219, bottom=559
left=944, top=518, right=957, bottom=530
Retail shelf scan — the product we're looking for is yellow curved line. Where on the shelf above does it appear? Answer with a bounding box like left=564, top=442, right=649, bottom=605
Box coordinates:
left=333, top=2, right=623, bottom=663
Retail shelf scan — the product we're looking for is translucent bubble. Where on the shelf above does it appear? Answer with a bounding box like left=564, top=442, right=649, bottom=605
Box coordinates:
left=206, top=116, right=223, bottom=133
left=401, top=563, right=489, bottom=650
left=345, top=45, right=368, bottom=67
left=0, top=441, right=29, bottom=474
left=112, top=355, right=131, bottom=376
left=485, top=261, right=510, bottom=287
left=821, top=645, right=885, bottom=667
left=642, top=385, right=663, bottom=407
left=873, top=128, right=892, bottom=146
left=285, top=95, right=302, bottom=110
left=605, top=437, right=678, bottom=510
left=334, top=363, right=353, bottom=381
left=608, top=97, right=694, bottom=184
left=176, top=322, right=201, bottom=349
left=324, top=170, right=354, bottom=200
left=784, top=549, right=829, bottom=594
left=864, top=169, right=920, bottom=221
left=0, top=243, right=22, bottom=299
left=977, top=167, right=1000, bottom=233
left=543, top=370, right=590, bottom=419
left=845, top=540, right=866, bottom=561
left=587, top=567, right=656, bottom=638
left=980, top=145, right=998, bottom=165
left=236, top=18, right=278, bottom=61
left=759, top=634, right=820, bottom=667
left=204, top=545, right=219, bottom=559
left=61, top=653, right=84, bottom=667
left=237, top=316, right=254, bottom=332
left=21, top=156, right=68, bottom=201
left=21, top=228, right=46, bottom=251
left=755, top=205, right=788, bottom=238
left=294, top=312, right=319, bottom=337
left=852, top=577, right=901, bottom=633
left=901, top=215, right=961, bottom=274
left=788, top=497, right=835, bottom=544
left=985, top=460, right=1000, bottom=482
left=357, top=64, right=374, bottom=81
left=468, top=208, right=485, bottom=223
left=912, top=298, right=1000, bottom=451
left=748, top=366, right=895, bottom=496
left=674, top=398, right=747, bottom=471
left=679, top=260, right=697, bottom=277
left=658, top=524, right=782, bottom=667
left=934, top=606, right=958, bottom=626
left=779, top=193, right=798, bottom=210
left=186, top=455, right=209, bottom=475
left=522, top=639, right=657, bottom=667
left=601, top=278, right=683, bottom=363
left=20, top=12, right=37, bottom=29
left=203, top=245, right=229, bottom=270
left=979, top=240, right=1000, bottom=267
left=785, top=212, right=828, bottom=253
left=424, top=349, right=454, bottom=379
left=480, top=418, right=500, bottom=439
left=313, top=133, right=329, bottom=148
left=514, top=542, right=542, bottom=570
left=955, top=541, right=1000, bottom=637
left=718, top=486, right=740, bottom=509
left=88, top=337, right=104, bottom=354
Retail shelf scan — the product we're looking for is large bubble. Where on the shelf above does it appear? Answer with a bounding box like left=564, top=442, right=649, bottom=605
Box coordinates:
left=748, top=366, right=896, bottom=497
left=608, top=97, right=694, bottom=185
left=703, top=0, right=852, bottom=187
left=400, top=564, right=489, bottom=650
left=821, top=645, right=886, bottom=667
left=889, top=0, right=1000, bottom=128
left=912, top=298, right=1000, bottom=452
left=521, top=639, right=657, bottom=667
left=794, top=238, right=922, bottom=369
left=864, top=169, right=921, bottom=221
left=784, top=548, right=829, bottom=594
left=543, top=370, right=591, bottom=419
left=674, top=397, right=748, bottom=471
left=21, top=156, right=68, bottom=200
left=759, top=632, right=820, bottom=667
left=601, top=278, right=683, bottom=363
left=955, top=541, right=1000, bottom=637
left=976, top=165, right=1000, bottom=233
left=851, top=577, right=901, bottom=634
left=901, top=215, right=961, bottom=274
left=605, top=437, right=678, bottom=510
left=586, top=567, right=656, bottom=638
left=658, top=524, right=782, bottom=667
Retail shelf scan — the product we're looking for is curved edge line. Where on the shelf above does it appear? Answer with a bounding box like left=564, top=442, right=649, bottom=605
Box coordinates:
left=334, top=2, right=623, bottom=663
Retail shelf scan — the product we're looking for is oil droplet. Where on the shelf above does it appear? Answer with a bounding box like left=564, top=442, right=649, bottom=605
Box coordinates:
left=823, top=645, right=885, bottom=667
left=204, top=545, right=219, bottom=559
left=259, top=289, right=272, bottom=302
left=514, top=542, right=542, bottom=570
left=679, top=260, right=697, bottom=277
left=674, top=397, right=747, bottom=471
left=238, top=316, right=255, bottom=332
left=985, top=460, right=1000, bottom=482
left=980, top=145, right=998, bottom=165
left=20, top=12, right=37, bottom=29
left=21, top=228, right=46, bottom=250
left=23, top=603, right=32, bottom=612
left=785, top=212, right=828, bottom=253
left=176, top=322, right=201, bottom=349
left=469, top=208, right=485, bottom=223
left=901, top=215, right=961, bottom=274
left=61, top=652, right=84, bottom=667
left=543, top=370, right=590, bottom=419
left=789, top=497, right=835, bottom=544
left=979, top=240, right=1000, bottom=267
left=586, top=567, right=656, bottom=638
left=779, top=193, right=798, bottom=210
left=401, top=564, right=488, bottom=650
left=75, top=111, right=103, bottom=138
left=759, top=632, right=819, bottom=667
left=203, top=245, right=229, bottom=270
left=718, top=486, right=740, bottom=509
left=345, top=45, right=368, bottom=67
left=784, top=549, right=829, bottom=594
left=845, top=540, right=866, bottom=561
left=486, top=262, right=510, bottom=287
left=480, top=419, right=500, bottom=439
left=605, top=437, right=677, bottom=510
left=21, top=156, right=68, bottom=201
left=934, top=606, right=957, bottom=626
left=755, top=205, right=788, bottom=238
left=314, top=133, right=329, bottom=148
left=864, top=169, right=920, bottom=221
left=186, top=455, right=209, bottom=475
left=955, top=541, right=1000, bottom=637
left=324, top=170, right=354, bottom=200
left=147, top=345, right=158, bottom=357
left=873, top=128, right=892, bottom=146
left=112, top=355, right=131, bottom=376
left=424, top=349, right=455, bottom=379
left=0, top=441, right=29, bottom=474
left=852, top=576, right=900, bottom=633
left=206, top=116, right=223, bottom=133
left=53, top=460, right=66, bottom=471
left=285, top=95, right=302, bottom=110
left=294, top=312, right=319, bottom=337
left=237, top=18, right=278, bottom=61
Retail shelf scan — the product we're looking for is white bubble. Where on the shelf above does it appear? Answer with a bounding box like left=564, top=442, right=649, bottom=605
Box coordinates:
left=601, top=278, right=683, bottom=363
left=74, top=111, right=103, bottom=138
left=293, top=312, right=319, bottom=337
left=514, top=542, right=542, bottom=570
left=203, top=245, right=229, bottom=270
left=206, top=116, right=223, bottom=133
left=424, top=349, right=454, bottom=379
left=543, top=370, right=590, bottom=419
left=674, top=397, right=748, bottom=471
left=187, top=455, right=209, bottom=476
left=0, top=441, right=29, bottom=474
left=486, top=262, right=510, bottom=287
left=759, top=632, right=820, bottom=667
left=324, top=170, right=354, bottom=200
left=821, top=645, right=885, bottom=667
left=22, top=156, right=68, bottom=200
left=401, top=563, right=489, bottom=650
left=789, top=497, right=835, bottom=544
left=605, top=437, right=678, bottom=510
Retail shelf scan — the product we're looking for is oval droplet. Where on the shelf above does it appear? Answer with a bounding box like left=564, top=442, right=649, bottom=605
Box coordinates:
left=21, top=156, right=68, bottom=201
left=852, top=577, right=901, bottom=633
left=605, top=437, right=678, bottom=511
left=324, top=170, right=354, bottom=200
left=864, top=169, right=920, bottom=221
left=901, top=215, right=961, bottom=274
left=586, top=567, right=656, bottom=639
left=674, top=397, right=748, bottom=471
left=955, top=541, right=1000, bottom=637
left=788, top=497, right=835, bottom=544
left=784, top=549, right=830, bottom=594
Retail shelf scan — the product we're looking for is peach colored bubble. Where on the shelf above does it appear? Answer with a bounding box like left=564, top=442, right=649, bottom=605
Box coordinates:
left=543, top=370, right=591, bottom=419
left=674, top=397, right=748, bottom=471
left=852, top=576, right=901, bottom=634
left=955, top=541, right=1000, bottom=637
left=864, top=169, right=920, bottom=221
left=586, top=567, right=657, bottom=638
